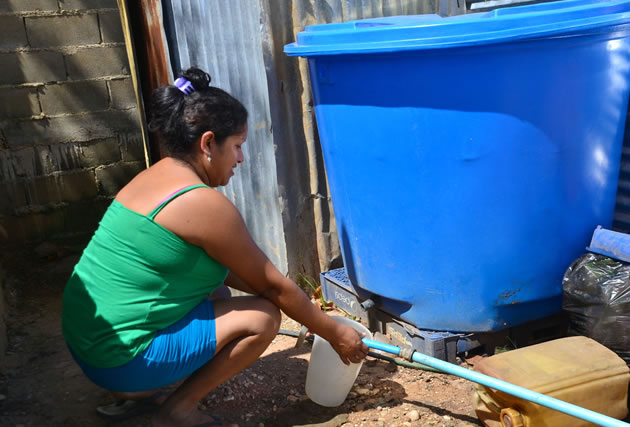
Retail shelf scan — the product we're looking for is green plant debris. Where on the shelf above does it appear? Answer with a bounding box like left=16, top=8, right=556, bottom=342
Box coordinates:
left=298, top=274, right=330, bottom=312
left=494, top=337, right=517, bottom=354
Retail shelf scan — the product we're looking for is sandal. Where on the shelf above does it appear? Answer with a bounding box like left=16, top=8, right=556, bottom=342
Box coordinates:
left=96, top=391, right=167, bottom=421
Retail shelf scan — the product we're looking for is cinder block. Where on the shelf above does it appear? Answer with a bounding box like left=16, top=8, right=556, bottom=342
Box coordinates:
left=0, top=0, right=59, bottom=13
left=2, top=109, right=140, bottom=145
left=99, top=9, right=124, bottom=43
left=33, top=144, right=81, bottom=172
left=0, top=150, right=18, bottom=184
left=59, top=170, right=99, bottom=201
left=26, top=14, right=100, bottom=48
left=96, top=161, right=144, bottom=196
left=1, top=169, right=97, bottom=217
left=31, top=145, right=57, bottom=176
left=42, top=144, right=81, bottom=172
left=0, top=180, right=26, bottom=214
left=0, top=209, right=66, bottom=241
left=0, top=87, right=41, bottom=118
left=0, top=54, right=23, bottom=85
left=39, top=81, right=108, bottom=115
left=0, top=146, right=51, bottom=184
left=77, top=138, right=122, bottom=166
left=65, top=46, right=129, bottom=80
left=0, top=140, right=121, bottom=185
left=0, top=16, right=27, bottom=49
left=119, top=133, right=146, bottom=163
left=48, top=138, right=121, bottom=170
left=0, top=148, right=31, bottom=184
left=59, top=0, right=118, bottom=10
left=0, top=266, right=6, bottom=364
left=0, top=52, right=66, bottom=85
left=108, top=78, right=136, bottom=110
left=13, top=170, right=98, bottom=207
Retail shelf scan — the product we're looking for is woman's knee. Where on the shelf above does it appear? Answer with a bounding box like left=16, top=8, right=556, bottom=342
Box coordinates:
left=255, top=297, right=281, bottom=338
left=214, top=296, right=280, bottom=340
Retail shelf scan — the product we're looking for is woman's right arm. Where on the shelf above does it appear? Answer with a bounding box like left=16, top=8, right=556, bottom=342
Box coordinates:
left=188, top=190, right=368, bottom=364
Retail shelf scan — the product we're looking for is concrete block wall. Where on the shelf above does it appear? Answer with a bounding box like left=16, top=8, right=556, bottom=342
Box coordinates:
left=0, top=265, right=6, bottom=365
left=0, top=0, right=146, bottom=242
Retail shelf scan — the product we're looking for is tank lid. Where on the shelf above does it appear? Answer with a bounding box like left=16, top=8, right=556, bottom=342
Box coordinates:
left=284, top=0, right=630, bottom=56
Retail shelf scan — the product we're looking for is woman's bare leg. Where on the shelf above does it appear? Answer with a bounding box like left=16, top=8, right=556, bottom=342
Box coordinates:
left=105, top=286, right=234, bottom=406
left=151, top=296, right=281, bottom=426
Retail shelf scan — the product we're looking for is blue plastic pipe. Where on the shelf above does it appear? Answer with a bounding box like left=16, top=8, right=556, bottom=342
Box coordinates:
left=363, top=338, right=630, bottom=427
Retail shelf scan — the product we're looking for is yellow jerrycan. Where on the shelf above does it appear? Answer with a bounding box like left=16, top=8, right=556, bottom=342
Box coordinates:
left=473, top=336, right=630, bottom=427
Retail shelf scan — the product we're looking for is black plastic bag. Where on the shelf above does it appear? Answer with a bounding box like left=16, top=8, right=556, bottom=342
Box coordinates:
left=562, top=253, right=630, bottom=365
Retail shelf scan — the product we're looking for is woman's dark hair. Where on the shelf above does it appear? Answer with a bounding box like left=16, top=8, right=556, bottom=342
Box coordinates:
left=148, top=67, right=248, bottom=157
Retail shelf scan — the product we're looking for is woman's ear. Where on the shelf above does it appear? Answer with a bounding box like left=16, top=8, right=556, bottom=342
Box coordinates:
left=200, top=131, right=216, bottom=158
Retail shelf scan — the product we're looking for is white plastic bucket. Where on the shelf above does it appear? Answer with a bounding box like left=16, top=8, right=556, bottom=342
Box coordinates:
left=305, top=316, right=372, bottom=407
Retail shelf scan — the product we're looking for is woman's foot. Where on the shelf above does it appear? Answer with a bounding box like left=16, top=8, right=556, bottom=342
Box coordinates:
left=96, top=390, right=169, bottom=420
left=111, top=389, right=168, bottom=403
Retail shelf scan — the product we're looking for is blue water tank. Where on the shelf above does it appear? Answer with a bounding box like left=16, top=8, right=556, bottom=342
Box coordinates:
left=285, top=0, right=630, bottom=332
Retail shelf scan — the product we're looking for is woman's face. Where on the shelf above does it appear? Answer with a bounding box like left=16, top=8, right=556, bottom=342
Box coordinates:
left=209, top=124, right=247, bottom=187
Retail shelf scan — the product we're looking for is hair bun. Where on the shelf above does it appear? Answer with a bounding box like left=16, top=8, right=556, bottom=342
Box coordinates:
left=181, top=67, right=212, bottom=91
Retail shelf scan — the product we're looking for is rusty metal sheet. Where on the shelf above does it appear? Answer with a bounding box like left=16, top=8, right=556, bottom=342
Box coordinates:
left=131, top=0, right=173, bottom=93
left=117, top=0, right=152, bottom=168
left=124, top=0, right=174, bottom=163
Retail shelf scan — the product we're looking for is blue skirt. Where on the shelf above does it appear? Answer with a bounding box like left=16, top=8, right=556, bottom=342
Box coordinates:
left=70, top=298, right=217, bottom=392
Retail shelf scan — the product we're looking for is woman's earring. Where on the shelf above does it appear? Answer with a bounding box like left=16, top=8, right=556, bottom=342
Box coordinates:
left=207, top=155, right=211, bottom=162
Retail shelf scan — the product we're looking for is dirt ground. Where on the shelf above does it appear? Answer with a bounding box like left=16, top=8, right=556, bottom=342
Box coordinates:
left=0, top=243, right=483, bottom=427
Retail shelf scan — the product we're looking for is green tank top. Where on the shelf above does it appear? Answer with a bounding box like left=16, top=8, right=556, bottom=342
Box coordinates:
left=62, top=184, right=228, bottom=368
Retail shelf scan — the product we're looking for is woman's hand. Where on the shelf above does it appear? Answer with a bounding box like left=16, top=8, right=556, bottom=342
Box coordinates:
left=329, top=323, right=369, bottom=365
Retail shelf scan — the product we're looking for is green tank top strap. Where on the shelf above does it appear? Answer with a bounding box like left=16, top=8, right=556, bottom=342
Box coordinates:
left=147, top=184, right=210, bottom=220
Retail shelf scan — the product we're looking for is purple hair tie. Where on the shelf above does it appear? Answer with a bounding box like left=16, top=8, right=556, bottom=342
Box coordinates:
left=174, top=77, right=195, bottom=95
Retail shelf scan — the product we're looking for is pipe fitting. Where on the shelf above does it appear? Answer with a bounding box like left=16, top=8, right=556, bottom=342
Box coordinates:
left=360, top=298, right=375, bottom=310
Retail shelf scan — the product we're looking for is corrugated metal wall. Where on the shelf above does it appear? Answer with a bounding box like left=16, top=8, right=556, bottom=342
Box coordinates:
left=162, top=0, right=288, bottom=272
left=160, top=0, right=460, bottom=279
